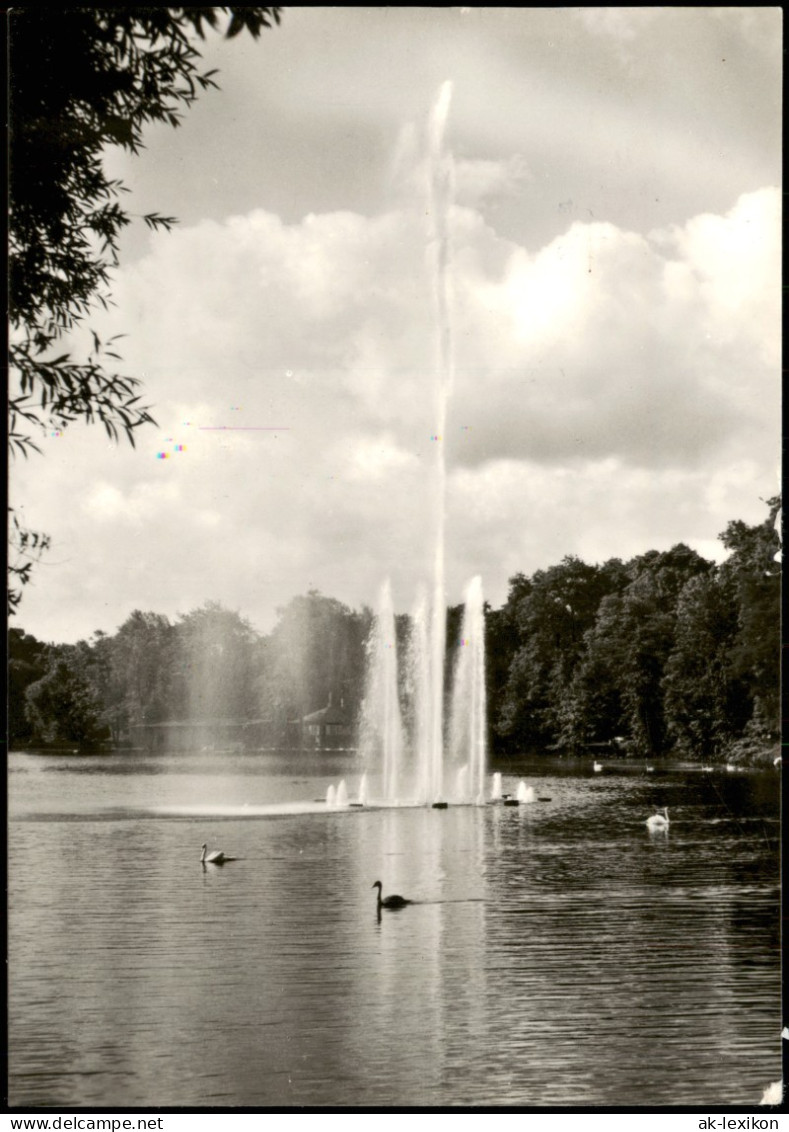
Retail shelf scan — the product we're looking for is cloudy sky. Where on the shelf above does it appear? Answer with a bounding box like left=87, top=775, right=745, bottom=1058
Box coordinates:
left=11, top=7, right=782, bottom=644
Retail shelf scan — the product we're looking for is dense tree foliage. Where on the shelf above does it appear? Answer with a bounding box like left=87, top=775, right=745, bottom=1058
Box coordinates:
left=8, top=7, right=281, bottom=611
left=8, top=500, right=780, bottom=762
left=494, top=556, right=630, bottom=751
left=662, top=571, right=748, bottom=758
left=717, top=499, right=781, bottom=726
left=489, top=502, right=780, bottom=761
left=175, top=602, right=261, bottom=722
left=93, top=610, right=176, bottom=735
left=8, top=628, right=50, bottom=744
left=259, top=592, right=371, bottom=743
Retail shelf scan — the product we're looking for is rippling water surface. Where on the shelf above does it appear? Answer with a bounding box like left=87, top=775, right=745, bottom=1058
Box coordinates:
left=8, top=750, right=781, bottom=1108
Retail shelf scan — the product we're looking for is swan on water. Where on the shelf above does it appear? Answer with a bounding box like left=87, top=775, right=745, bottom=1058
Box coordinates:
left=372, top=880, right=411, bottom=910
left=593, top=761, right=603, bottom=773
left=646, top=807, right=669, bottom=830
left=200, top=843, right=236, bottom=865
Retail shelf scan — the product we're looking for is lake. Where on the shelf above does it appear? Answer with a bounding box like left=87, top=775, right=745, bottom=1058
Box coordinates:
left=7, top=749, right=781, bottom=1109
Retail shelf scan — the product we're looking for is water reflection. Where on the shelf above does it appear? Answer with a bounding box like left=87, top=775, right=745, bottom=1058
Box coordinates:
left=479, top=772, right=780, bottom=1107
left=8, top=752, right=780, bottom=1107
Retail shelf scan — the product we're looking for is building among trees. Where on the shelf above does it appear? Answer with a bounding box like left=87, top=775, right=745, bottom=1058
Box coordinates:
left=301, top=696, right=354, bottom=750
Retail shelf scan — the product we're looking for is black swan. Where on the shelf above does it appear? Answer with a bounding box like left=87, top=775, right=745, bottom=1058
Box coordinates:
left=200, top=843, right=237, bottom=865
left=372, top=880, right=411, bottom=909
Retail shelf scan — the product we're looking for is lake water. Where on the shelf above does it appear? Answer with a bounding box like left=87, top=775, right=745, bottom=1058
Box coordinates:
left=8, top=749, right=781, bottom=1109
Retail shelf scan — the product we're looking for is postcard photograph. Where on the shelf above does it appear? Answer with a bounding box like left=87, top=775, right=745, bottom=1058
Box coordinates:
left=7, top=6, right=783, bottom=1113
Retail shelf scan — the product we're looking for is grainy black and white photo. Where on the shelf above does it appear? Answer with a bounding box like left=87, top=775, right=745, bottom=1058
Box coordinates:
left=7, top=6, right=782, bottom=1113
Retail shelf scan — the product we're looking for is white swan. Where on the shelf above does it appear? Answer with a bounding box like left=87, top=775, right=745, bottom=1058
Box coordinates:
left=646, top=807, right=669, bottom=830
left=593, top=761, right=603, bottom=773
left=200, top=843, right=236, bottom=865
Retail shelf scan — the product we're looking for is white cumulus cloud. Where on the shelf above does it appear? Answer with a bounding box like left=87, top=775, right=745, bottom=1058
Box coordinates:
left=12, top=182, right=781, bottom=638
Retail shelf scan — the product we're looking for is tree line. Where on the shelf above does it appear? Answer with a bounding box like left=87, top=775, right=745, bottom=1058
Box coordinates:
left=487, top=497, right=780, bottom=763
left=9, top=594, right=370, bottom=751
left=9, top=498, right=780, bottom=763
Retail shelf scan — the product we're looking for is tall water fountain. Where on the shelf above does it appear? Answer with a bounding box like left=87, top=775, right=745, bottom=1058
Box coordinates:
left=358, top=83, right=488, bottom=807
left=359, top=579, right=404, bottom=803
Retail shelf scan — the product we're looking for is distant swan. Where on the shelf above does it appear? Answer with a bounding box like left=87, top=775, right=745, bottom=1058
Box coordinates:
left=200, top=843, right=236, bottom=865
left=593, top=761, right=603, bottom=773
left=372, top=880, right=411, bottom=910
left=646, top=807, right=669, bottom=830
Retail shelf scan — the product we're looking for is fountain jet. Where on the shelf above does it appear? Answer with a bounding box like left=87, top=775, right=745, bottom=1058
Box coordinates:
left=360, top=85, right=487, bottom=807
left=449, top=576, right=488, bottom=804
left=358, top=579, right=404, bottom=803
